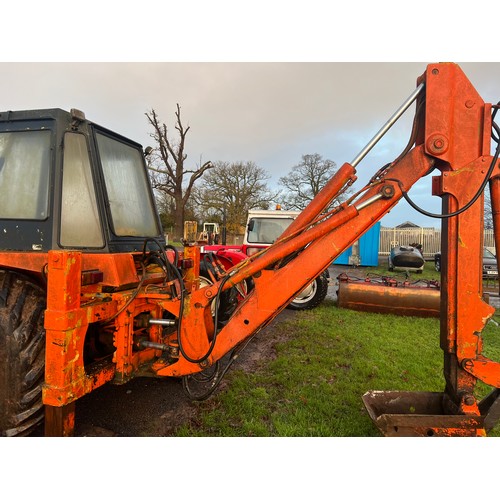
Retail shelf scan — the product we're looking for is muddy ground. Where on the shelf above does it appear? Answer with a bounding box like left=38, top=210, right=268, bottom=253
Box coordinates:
left=33, top=261, right=499, bottom=437
left=72, top=307, right=298, bottom=437
left=70, top=264, right=351, bottom=437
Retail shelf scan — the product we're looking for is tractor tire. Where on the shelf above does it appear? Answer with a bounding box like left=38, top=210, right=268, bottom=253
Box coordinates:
left=199, top=257, right=250, bottom=326
left=0, top=271, right=46, bottom=436
left=287, top=270, right=329, bottom=311
left=434, top=255, right=441, bottom=272
left=388, top=256, right=394, bottom=271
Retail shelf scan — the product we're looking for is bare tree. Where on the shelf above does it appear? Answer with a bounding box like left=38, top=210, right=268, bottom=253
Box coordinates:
left=194, top=161, right=279, bottom=237
left=279, top=153, right=347, bottom=210
left=146, top=105, right=213, bottom=240
left=484, top=188, right=494, bottom=230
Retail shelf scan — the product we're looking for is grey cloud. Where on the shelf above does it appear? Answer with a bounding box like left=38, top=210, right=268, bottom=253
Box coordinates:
left=0, top=62, right=498, bottom=227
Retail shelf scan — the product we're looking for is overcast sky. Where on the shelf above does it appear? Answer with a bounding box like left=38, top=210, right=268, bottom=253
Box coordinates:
left=2, top=61, right=498, bottom=228
left=2, top=3, right=499, bottom=231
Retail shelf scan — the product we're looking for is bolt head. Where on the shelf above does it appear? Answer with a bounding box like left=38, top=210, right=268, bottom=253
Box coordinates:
left=464, top=395, right=476, bottom=406
left=426, top=134, right=449, bottom=155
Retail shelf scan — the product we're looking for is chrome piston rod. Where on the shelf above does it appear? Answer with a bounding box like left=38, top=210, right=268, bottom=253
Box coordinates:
left=351, top=82, right=425, bottom=168
left=149, top=318, right=177, bottom=326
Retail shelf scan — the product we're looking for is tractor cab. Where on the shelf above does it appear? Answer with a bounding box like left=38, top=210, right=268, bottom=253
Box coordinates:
left=0, top=108, right=163, bottom=253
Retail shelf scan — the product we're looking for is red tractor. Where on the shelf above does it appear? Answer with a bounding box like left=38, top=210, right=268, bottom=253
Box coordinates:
left=202, top=208, right=330, bottom=310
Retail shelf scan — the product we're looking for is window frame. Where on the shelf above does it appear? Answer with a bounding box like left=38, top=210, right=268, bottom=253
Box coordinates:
left=58, top=131, right=106, bottom=249
left=93, top=129, right=161, bottom=239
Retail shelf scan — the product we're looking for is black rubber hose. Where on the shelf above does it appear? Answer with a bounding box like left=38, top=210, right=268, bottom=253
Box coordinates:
left=389, top=120, right=500, bottom=220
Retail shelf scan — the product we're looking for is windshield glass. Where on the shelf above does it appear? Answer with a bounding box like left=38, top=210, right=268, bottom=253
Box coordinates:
left=96, top=133, right=159, bottom=237
left=247, top=217, right=294, bottom=244
left=484, top=247, right=496, bottom=259
left=0, top=130, right=50, bottom=220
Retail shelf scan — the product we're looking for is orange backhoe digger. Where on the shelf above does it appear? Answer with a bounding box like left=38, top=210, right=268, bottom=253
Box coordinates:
left=1, top=62, right=499, bottom=437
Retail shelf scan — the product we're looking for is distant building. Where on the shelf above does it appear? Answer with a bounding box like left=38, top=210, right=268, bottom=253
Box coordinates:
left=396, top=221, right=420, bottom=229
left=379, top=222, right=440, bottom=257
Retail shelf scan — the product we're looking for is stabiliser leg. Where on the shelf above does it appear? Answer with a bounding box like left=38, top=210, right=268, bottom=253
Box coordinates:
left=363, top=63, right=500, bottom=436
left=44, top=403, right=76, bottom=437
left=362, top=167, right=500, bottom=436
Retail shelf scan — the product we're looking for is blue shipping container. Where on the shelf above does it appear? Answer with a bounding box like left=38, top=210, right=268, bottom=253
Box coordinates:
left=333, top=222, right=380, bottom=266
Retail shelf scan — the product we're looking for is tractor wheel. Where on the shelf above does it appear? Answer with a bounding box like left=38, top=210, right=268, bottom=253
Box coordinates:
left=287, top=270, right=329, bottom=311
left=434, top=256, right=441, bottom=272
left=199, top=257, right=249, bottom=327
left=388, top=256, right=394, bottom=271
left=0, top=271, right=46, bottom=436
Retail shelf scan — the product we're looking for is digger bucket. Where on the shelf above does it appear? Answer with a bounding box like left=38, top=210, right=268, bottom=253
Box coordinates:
left=362, top=390, right=500, bottom=437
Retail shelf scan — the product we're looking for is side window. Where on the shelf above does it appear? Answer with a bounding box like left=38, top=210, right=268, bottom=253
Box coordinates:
left=96, top=133, right=159, bottom=237
left=0, top=130, right=50, bottom=219
left=60, top=133, right=104, bottom=247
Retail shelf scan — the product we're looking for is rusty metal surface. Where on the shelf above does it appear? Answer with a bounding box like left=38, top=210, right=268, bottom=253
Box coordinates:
left=362, top=390, right=487, bottom=437
left=44, top=402, right=76, bottom=437
left=336, top=277, right=441, bottom=318
left=479, top=389, right=500, bottom=431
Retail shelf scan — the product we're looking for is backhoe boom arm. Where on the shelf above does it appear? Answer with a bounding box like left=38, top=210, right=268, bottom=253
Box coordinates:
left=36, top=63, right=500, bottom=437
left=164, top=63, right=500, bottom=436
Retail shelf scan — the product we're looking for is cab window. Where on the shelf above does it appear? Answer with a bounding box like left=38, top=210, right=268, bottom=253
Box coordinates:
left=60, top=132, right=104, bottom=247
left=0, top=130, right=50, bottom=220
left=96, top=133, right=159, bottom=237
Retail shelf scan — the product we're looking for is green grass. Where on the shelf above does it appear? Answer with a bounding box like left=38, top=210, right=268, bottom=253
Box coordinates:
left=365, top=259, right=441, bottom=282
left=174, top=260, right=500, bottom=437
